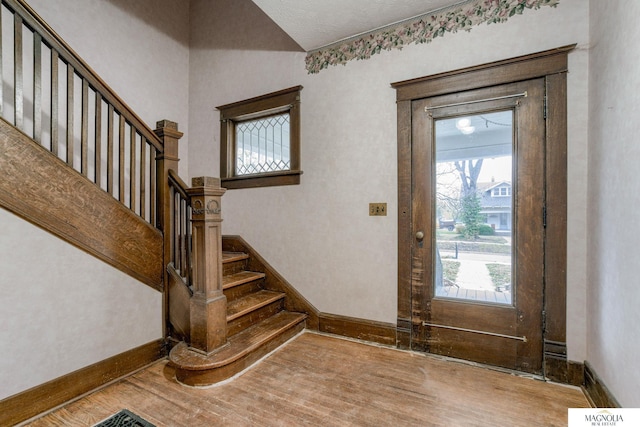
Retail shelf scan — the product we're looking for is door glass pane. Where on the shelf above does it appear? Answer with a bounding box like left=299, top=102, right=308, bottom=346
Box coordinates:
left=434, top=111, right=513, bottom=305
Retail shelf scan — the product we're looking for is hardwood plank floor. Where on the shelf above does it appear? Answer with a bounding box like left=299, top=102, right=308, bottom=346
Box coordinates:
left=26, top=332, right=589, bottom=426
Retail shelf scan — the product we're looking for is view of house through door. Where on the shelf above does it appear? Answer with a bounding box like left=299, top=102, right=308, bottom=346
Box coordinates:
left=434, top=109, right=514, bottom=304
left=412, top=78, right=546, bottom=374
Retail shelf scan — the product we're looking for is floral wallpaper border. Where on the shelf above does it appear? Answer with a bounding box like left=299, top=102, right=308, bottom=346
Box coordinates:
left=305, top=0, right=560, bottom=74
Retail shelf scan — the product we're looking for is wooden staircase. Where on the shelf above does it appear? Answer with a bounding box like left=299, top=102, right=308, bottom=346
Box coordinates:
left=169, top=251, right=307, bottom=386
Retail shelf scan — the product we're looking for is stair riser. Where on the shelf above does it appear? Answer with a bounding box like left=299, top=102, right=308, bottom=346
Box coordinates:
left=227, top=300, right=284, bottom=337
left=223, top=256, right=249, bottom=275
left=224, top=280, right=263, bottom=303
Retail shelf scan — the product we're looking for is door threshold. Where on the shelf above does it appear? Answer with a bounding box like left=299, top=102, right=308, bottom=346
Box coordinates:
left=420, top=351, right=545, bottom=382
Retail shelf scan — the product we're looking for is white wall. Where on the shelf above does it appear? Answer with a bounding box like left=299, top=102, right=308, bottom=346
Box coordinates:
left=0, top=0, right=190, bottom=400
left=588, top=0, right=640, bottom=408
left=27, top=0, right=191, bottom=177
left=0, top=209, right=162, bottom=400
left=0, top=0, right=606, bottom=401
left=188, top=0, right=590, bottom=362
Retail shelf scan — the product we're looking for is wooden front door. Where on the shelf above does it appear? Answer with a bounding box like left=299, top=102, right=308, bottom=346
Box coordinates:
left=411, top=78, right=546, bottom=374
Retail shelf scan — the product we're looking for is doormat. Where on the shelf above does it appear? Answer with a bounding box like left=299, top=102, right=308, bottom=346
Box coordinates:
left=93, top=409, right=155, bottom=427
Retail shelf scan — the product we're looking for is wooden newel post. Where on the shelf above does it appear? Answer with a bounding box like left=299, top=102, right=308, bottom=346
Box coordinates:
left=187, top=177, right=227, bottom=353
left=154, top=120, right=183, bottom=339
left=154, top=120, right=182, bottom=232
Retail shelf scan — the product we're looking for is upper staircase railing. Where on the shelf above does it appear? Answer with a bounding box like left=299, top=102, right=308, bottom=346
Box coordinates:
left=1, top=0, right=231, bottom=357
left=1, top=0, right=162, bottom=225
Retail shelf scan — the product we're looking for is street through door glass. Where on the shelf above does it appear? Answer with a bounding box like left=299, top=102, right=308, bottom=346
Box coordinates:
left=434, top=110, right=513, bottom=305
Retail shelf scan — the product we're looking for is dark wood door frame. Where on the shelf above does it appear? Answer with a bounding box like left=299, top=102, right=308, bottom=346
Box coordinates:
left=391, top=45, right=576, bottom=382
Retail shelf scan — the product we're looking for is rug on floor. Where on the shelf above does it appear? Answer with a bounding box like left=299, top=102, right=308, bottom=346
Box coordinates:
left=93, top=409, right=155, bottom=427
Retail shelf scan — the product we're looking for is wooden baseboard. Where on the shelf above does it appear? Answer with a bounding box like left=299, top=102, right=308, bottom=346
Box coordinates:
left=396, top=317, right=412, bottom=349
left=544, top=356, right=584, bottom=386
left=318, top=313, right=397, bottom=346
left=583, top=361, right=621, bottom=408
left=0, top=339, right=166, bottom=426
left=543, top=340, right=584, bottom=386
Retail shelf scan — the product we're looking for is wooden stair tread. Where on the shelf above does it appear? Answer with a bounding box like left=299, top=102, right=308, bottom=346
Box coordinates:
left=222, top=251, right=249, bottom=263
left=223, top=271, right=265, bottom=290
left=227, top=290, right=284, bottom=321
left=169, top=311, right=306, bottom=370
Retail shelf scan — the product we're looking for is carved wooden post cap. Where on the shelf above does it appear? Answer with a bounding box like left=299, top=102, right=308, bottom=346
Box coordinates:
left=154, top=120, right=183, bottom=141
left=155, top=119, right=178, bottom=130
left=192, top=176, right=221, bottom=188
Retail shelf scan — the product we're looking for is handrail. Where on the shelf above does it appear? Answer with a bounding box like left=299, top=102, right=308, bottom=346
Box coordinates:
left=168, top=169, right=190, bottom=201
left=1, top=0, right=163, bottom=225
left=0, top=0, right=234, bottom=359
left=5, top=0, right=162, bottom=149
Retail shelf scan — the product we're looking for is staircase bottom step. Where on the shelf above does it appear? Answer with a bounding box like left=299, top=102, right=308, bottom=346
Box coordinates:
left=169, top=311, right=306, bottom=387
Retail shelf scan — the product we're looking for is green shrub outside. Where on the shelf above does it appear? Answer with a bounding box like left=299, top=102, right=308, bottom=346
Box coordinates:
left=478, top=224, right=495, bottom=235
left=455, top=223, right=495, bottom=236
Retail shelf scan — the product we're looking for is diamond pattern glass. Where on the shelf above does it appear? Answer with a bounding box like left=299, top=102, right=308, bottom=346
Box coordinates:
left=235, top=113, right=290, bottom=176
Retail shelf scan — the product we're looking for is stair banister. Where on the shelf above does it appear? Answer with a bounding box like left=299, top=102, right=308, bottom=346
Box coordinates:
left=155, top=118, right=228, bottom=352
left=5, top=0, right=163, bottom=150
left=154, top=120, right=183, bottom=338
left=3, top=0, right=167, bottom=228
left=186, top=177, right=227, bottom=353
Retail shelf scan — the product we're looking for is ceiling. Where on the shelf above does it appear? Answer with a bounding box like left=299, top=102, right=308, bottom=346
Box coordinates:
left=250, top=0, right=468, bottom=51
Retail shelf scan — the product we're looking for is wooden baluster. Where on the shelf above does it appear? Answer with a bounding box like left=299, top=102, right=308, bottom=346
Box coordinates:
left=0, top=6, right=3, bottom=117
left=140, top=137, right=147, bottom=220
left=173, top=190, right=179, bottom=270
left=154, top=120, right=183, bottom=338
left=185, top=203, right=192, bottom=286
left=118, top=115, right=125, bottom=203
left=187, top=177, right=227, bottom=353
left=130, top=127, right=136, bottom=211
left=150, top=144, right=157, bottom=225
left=33, top=33, right=42, bottom=143
left=107, top=104, right=114, bottom=195
left=180, top=197, right=186, bottom=275
left=50, top=50, right=58, bottom=156
left=81, top=78, right=88, bottom=176
left=14, top=14, right=23, bottom=130
left=66, top=64, right=74, bottom=166
left=95, top=93, right=102, bottom=187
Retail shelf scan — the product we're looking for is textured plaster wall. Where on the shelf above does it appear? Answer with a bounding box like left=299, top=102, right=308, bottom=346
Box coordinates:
left=0, top=209, right=162, bottom=400
left=189, top=0, right=589, bottom=361
left=27, top=0, right=191, bottom=177
left=588, top=0, right=640, bottom=408
left=0, top=0, right=189, bottom=399
left=0, top=0, right=600, bottom=401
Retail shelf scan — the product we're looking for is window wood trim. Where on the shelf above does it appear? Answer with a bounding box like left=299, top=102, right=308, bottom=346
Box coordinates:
left=217, top=86, right=303, bottom=189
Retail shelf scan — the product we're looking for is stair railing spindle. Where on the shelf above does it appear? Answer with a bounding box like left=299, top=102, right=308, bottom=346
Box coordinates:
left=50, top=49, right=58, bottom=156
left=1, top=0, right=164, bottom=229
left=32, top=32, right=41, bottom=142
left=129, top=126, right=136, bottom=211
left=94, top=93, right=102, bottom=187
left=65, top=64, right=73, bottom=166
left=13, top=13, right=23, bottom=130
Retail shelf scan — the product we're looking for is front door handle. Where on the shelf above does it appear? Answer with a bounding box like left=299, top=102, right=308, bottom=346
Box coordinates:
left=415, top=231, right=425, bottom=241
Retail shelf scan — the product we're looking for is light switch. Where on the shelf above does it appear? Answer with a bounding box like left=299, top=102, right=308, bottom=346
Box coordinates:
left=369, top=203, right=387, bottom=216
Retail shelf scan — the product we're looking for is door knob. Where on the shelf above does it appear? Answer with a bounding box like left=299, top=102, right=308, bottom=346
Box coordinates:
left=415, top=231, right=425, bottom=241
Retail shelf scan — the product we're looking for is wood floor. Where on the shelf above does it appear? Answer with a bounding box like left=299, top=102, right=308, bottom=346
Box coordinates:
left=27, top=332, right=589, bottom=427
